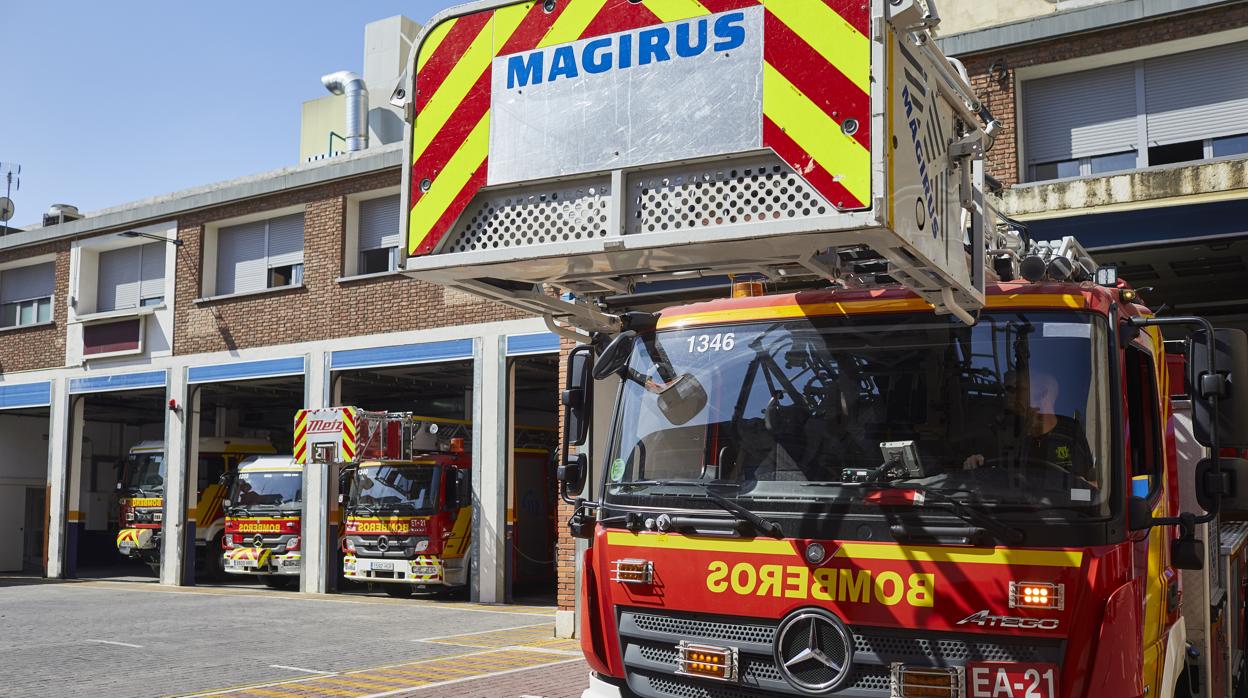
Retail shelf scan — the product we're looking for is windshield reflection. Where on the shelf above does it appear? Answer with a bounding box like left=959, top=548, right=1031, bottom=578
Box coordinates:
left=122, top=453, right=164, bottom=495
left=230, top=470, right=302, bottom=512
left=350, top=465, right=439, bottom=515
left=605, top=311, right=1111, bottom=517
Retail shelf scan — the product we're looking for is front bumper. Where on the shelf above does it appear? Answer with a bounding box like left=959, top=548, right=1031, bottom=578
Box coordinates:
left=223, top=548, right=301, bottom=576
left=344, top=554, right=460, bottom=586
left=116, top=528, right=158, bottom=557
left=583, top=672, right=629, bottom=698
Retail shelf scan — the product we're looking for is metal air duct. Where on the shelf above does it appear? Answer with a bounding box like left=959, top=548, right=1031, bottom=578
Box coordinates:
left=321, top=70, right=369, bottom=152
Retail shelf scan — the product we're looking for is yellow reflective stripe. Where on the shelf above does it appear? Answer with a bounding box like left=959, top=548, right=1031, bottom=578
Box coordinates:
left=491, top=1, right=534, bottom=56
left=764, top=0, right=869, bottom=93
left=418, top=18, right=457, bottom=74
left=410, top=20, right=493, bottom=163
left=986, top=293, right=1085, bottom=309
left=409, top=112, right=491, bottom=251
left=643, top=0, right=711, bottom=23
left=834, top=543, right=1084, bottom=568
left=538, top=0, right=608, bottom=47
left=763, top=63, right=870, bottom=204
left=606, top=531, right=796, bottom=556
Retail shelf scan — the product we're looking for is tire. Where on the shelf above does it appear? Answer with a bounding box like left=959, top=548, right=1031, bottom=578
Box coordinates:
left=262, top=576, right=297, bottom=590
left=383, top=584, right=414, bottom=598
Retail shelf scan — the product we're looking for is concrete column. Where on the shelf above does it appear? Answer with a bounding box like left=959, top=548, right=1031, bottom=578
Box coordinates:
left=44, top=378, right=72, bottom=579
left=472, top=334, right=508, bottom=603
left=184, top=387, right=202, bottom=584
left=302, top=351, right=332, bottom=594
left=64, top=397, right=85, bottom=578
left=160, top=368, right=190, bottom=586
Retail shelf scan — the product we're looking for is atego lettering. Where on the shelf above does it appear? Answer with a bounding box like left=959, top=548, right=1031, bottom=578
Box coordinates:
left=705, top=561, right=935, bottom=607
left=506, top=11, right=747, bottom=90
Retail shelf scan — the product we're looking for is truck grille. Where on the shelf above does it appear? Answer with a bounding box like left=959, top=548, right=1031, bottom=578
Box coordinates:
left=618, top=609, right=1063, bottom=697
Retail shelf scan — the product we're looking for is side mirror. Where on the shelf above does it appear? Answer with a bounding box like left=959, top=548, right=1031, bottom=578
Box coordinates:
left=656, top=373, right=708, bottom=426
left=559, top=452, right=588, bottom=495
left=1199, top=456, right=1248, bottom=517
left=592, top=331, right=636, bottom=381
left=1189, top=328, right=1248, bottom=448
left=563, top=345, right=595, bottom=448
left=1172, top=535, right=1204, bottom=571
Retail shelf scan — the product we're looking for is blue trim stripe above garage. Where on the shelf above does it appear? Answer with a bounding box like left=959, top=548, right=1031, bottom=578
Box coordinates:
left=70, top=370, right=167, bottom=395
left=188, top=357, right=305, bottom=384
left=506, top=332, right=560, bottom=356
left=331, top=338, right=473, bottom=371
left=0, top=381, right=52, bottom=409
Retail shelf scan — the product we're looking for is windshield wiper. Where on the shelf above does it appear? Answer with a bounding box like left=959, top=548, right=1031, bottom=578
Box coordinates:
left=627, top=480, right=783, bottom=538
left=857, top=481, right=1024, bottom=546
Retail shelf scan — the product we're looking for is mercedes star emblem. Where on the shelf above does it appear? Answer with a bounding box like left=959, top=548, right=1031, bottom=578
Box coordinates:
left=376, top=535, right=390, bottom=552
left=252, top=534, right=264, bottom=548
left=773, top=608, right=854, bottom=694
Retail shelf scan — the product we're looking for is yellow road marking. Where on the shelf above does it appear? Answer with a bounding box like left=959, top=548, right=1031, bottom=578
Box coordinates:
left=231, top=689, right=297, bottom=698
left=764, top=0, right=869, bottom=93
left=273, top=684, right=357, bottom=697
left=316, top=676, right=407, bottom=691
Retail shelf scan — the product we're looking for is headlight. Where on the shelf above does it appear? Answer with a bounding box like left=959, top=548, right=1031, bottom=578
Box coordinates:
left=413, top=539, right=429, bottom=552
left=286, top=536, right=301, bottom=552
left=153, top=512, right=163, bottom=523
left=125, top=511, right=134, bottom=522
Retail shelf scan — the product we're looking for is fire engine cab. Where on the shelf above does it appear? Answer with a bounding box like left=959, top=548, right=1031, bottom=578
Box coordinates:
left=393, top=0, right=1248, bottom=695
left=294, top=407, right=472, bottom=597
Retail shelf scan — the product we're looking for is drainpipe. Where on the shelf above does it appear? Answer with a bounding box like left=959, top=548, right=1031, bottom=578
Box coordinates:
left=321, top=71, right=369, bottom=152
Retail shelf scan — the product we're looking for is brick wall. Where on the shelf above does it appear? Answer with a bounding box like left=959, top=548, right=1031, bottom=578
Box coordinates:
left=0, top=241, right=70, bottom=374
left=174, top=168, right=528, bottom=355
left=556, top=337, right=577, bottom=612
left=959, top=3, right=1248, bottom=186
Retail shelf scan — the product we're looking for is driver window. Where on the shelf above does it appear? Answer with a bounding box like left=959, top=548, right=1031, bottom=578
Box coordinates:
left=1124, top=345, right=1162, bottom=501
left=197, top=455, right=227, bottom=496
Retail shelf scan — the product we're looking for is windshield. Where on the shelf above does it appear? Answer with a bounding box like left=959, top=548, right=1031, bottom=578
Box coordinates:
left=122, top=453, right=164, bottom=495
left=605, top=311, right=1112, bottom=517
left=230, top=470, right=302, bottom=513
left=350, top=465, right=440, bottom=515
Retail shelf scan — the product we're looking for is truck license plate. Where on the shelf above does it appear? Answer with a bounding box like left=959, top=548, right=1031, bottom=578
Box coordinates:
left=967, top=664, right=1058, bottom=698
left=372, top=561, right=393, bottom=571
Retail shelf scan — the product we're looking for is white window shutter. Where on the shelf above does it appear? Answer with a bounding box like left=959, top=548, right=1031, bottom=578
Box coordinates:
left=1145, top=42, right=1248, bottom=147
left=139, top=243, right=166, bottom=301
left=266, top=213, right=305, bottom=268
left=216, top=221, right=267, bottom=295
left=1, top=262, right=55, bottom=304
left=359, top=195, right=401, bottom=251
left=1023, top=63, right=1138, bottom=164
left=97, top=246, right=142, bottom=312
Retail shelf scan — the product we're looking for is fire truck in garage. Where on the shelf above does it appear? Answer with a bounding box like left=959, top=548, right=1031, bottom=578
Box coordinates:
left=294, top=408, right=474, bottom=597
left=220, top=455, right=303, bottom=588
left=393, top=0, right=1248, bottom=695
left=115, top=437, right=276, bottom=575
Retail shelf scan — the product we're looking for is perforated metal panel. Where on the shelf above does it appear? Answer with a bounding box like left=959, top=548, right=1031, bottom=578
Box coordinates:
left=441, top=179, right=612, bottom=254
left=626, top=156, right=831, bottom=236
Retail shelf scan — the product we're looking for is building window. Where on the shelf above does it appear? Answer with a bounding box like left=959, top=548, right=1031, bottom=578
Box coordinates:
left=215, top=212, right=304, bottom=296
left=1023, top=40, right=1248, bottom=182
left=357, top=194, right=401, bottom=275
left=0, top=262, right=55, bottom=328
left=98, top=242, right=166, bottom=312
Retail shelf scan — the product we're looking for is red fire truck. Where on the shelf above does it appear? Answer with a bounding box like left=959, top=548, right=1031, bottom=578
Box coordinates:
left=393, top=0, right=1248, bottom=695
left=294, top=408, right=473, bottom=597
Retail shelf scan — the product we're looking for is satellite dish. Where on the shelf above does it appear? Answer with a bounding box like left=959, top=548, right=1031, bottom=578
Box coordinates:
left=0, top=197, right=13, bottom=223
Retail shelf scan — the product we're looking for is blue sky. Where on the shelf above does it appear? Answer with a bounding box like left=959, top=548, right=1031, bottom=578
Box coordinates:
left=2, top=1, right=463, bottom=227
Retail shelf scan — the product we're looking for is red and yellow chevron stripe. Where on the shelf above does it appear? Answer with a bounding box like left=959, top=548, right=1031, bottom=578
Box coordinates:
left=407, top=0, right=870, bottom=256
left=293, top=410, right=308, bottom=464
left=341, top=407, right=358, bottom=461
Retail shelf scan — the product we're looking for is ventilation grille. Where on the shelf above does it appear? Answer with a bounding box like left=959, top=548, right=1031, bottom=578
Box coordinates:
left=630, top=612, right=775, bottom=645
left=441, top=179, right=612, bottom=253
left=852, top=633, right=1049, bottom=663
left=627, top=156, right=831, bottom=236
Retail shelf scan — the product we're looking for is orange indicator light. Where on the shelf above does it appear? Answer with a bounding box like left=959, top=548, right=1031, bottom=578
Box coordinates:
left=1009, top=581, right=1065, bottom=610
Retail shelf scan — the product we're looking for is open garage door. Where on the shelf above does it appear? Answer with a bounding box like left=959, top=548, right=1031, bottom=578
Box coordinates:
left=508, top=352, right=559, bottom=604
left=69, top=372, right=167, bottom=582
left=0, top=381, right=53, bottom=575
left=330, top=342, right=475, bottom=599
left=189, top=360, right=304, bottom=587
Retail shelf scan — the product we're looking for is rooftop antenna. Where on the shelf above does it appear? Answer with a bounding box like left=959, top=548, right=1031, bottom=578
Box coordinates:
left=0, top=162, right=20, bottom=227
